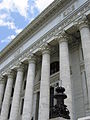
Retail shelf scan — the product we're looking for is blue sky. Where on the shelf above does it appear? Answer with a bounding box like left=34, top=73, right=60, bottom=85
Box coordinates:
left=0, top=0, right=54, bottom=51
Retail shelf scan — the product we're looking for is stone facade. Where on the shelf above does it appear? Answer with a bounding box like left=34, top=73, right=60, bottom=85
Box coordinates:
left=0, top=0, right=90, bottom=120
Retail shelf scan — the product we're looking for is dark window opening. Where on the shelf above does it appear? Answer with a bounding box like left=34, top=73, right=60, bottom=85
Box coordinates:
left=24, top=80, right=26, bottom=90
left=20, top=98, right=24, bottom=115
left=35, top=92, right=40, bottom=120
left=11, top=87, right=14, bottom=97
left=8, top=103, right=11, bottom=119
left=49, top=87, right=54, bottom=119
left=50, top=61, right=59, bottom=75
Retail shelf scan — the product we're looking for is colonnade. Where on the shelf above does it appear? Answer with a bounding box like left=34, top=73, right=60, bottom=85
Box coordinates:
left=0, top=18, right=90, bottom=120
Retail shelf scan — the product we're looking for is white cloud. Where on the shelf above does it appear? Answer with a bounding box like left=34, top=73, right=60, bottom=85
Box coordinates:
left=0, top=13, right=8, bottom=19
left=30, top=5, right=35, bottom=15
left=0, top=11, right=17, bottom=29
left=0, top=0, right=29, bottom=18
left=1, top=34, right=15, bottom=43
left=0, top=0, right=54, bottom=42
left=8, top=35, right=15, bottom=39
left=0, top=19, right=16, bottom=29
left=35, top=0, right=54, bottom=12
left=0, top=12, right=23, bottom=34
left=15, top=28, right=23, bottom=34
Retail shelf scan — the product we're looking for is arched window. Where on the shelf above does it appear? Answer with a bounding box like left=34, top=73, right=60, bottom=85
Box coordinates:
left=50, top=61, right=59, bottom=75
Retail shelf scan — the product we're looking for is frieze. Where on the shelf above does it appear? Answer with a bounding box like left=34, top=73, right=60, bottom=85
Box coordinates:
left=14, top=49, right=20, bottom=58
left=63, top=4, right=75, bottom=17
left=0, top=0, right=90, bottom=74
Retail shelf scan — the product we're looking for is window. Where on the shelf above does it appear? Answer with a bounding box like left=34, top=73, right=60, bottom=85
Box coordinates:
left=35, top=92, right=40, bottom=120
left=49, top=86, right=54, bottom=119
left=20, top=98, right=24, bottom=115
left=11, top=87, right=14, bottom=97
left=50, top=61, right=59, bottom=75
left=8, top=104, right=11, bottom=119
left=50, top=87, right=54, bottom=108
left=23, top=80, right=26, bottom=90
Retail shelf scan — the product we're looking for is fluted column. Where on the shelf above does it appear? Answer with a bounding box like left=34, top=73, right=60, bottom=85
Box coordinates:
left=38, top=43, right=50, bottom=120
left=58, top=34, right=73, bottom=119
left=78, top=17, right=90, bottom=114
left=22, top=54, right=36, bottom=120
left=9, top=63, right=24, bottom=120
left=0, top=76, right=5, bottom=110
left=0, top=70, right=14, bottom=120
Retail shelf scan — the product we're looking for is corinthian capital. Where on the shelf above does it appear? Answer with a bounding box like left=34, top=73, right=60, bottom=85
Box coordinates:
left=0, top=76, right=5, bottom=84
left=39, top=42, right=50, bottom=54
left=57, top=31, right=70, bottom=43
left=74, top=15, right=89, bottom=30
left=79, top=15, right=89, bottom=30
left=7, top=69, right=15, bottom=79
left=15, top=62, right=25, bottom=72
left=26, top=53, right=36, bottom=64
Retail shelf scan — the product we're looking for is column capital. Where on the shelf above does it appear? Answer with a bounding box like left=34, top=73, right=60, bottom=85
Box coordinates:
left=7, top=69, right=15, bottom=79
left=0, top=76, right=5, bottom=84
left=26, top=53, right=36, bottom=64
left=74, top=15, right=89, bottom=30
left=57, top=31, right=69, bottom=44
left=16, top=62, right=25, bottom=72
left=39, top=42, right=50, bottom=55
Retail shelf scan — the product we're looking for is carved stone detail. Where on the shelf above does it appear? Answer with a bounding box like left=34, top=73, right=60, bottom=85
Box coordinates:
left=74, top=15, right=89, bottom=30
left=0, top=76, right=5, bottom=84
left=26, top=53, right=36, bottom=63
left=16, top=63, right=25, bottom=72
left=6, top=69, right=15, bottom=78
left=56, top=31, right=71, bottom=44
left=39, top=42, right=50, bottom=54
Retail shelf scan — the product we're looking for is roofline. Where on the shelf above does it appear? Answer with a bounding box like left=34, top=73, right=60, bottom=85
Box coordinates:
left=0, top=0, right=66, bottom=60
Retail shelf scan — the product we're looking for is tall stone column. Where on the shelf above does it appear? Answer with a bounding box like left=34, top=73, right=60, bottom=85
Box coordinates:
left=0, top=76, right=5, bottom=110
left=38, top=43, right=50, bottom=120
left=22, top=54, right=36, bottom=120
left=58, top=34, right=73, bottom=119
left=9, top=63, right=24, bottom=120
left=78, top=17, right=90, bottom=115
left=0, top=70, right=14, bottom=120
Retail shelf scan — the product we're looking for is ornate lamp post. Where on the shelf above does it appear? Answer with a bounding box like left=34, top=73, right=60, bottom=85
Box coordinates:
left=50, top=80, right=70, bottom=119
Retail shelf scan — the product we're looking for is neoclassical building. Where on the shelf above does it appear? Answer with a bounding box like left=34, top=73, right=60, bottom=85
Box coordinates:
left=0, top=0, right=90, bottom=120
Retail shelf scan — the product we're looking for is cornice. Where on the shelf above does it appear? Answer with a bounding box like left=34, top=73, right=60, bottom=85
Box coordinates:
left=0, top=0, right=67, bottom=61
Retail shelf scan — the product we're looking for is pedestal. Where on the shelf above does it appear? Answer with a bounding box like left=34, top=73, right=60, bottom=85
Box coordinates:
left=78, top=116, right=90, bottom=120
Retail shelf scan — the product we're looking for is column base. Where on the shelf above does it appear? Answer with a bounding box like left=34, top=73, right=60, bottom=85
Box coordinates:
left=78, top=116, right=90, bottom=120
left=50, top=117, right=69, bottom=120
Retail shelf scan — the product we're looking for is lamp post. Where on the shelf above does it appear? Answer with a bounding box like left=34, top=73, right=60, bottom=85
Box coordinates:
left=50, top=80, right=70, bottom=119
